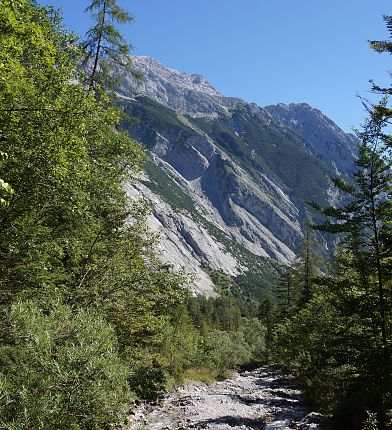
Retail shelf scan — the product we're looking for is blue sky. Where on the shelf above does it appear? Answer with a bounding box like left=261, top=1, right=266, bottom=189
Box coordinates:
left=40, top=0, right=390, bottom=132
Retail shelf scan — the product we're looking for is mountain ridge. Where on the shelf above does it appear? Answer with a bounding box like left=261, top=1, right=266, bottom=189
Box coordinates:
left=116, top=56, right=357, bottom=295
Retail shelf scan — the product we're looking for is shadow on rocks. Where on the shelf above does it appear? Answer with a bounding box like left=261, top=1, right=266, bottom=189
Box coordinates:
left=186, top=415, right=266, bottom=429
left=226, top=393, right=266, bottom=406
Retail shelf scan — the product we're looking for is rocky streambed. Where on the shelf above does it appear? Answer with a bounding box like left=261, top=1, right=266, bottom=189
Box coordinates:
left=125, top=366, right=324, bottom=430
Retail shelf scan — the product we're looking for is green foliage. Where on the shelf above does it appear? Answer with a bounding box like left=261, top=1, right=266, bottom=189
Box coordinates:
left=0, top=0, right=188, bottom=425
left=369, top=15, right=392, bottom=121
left=369, top=15, right=392, bottom=54
left=161, top=305, right=200, bottom=379
left=273, top=292, right=346, bottom=408
left=313, top=104, right=392, bottom=355
left=128, top=360, right=167, bottom=402
left=204, top=329, right=252, bottom=377
left=0, top=0, right=144, bottom=305
left=0, top=300, right=131, bottom=430
left=362, top=412, right=378, bottom=430
left=0, top=1, right=186, bottom=360
left=158, top=295, right=268, bottom=383
left=275, top=223, right=323, bottom=313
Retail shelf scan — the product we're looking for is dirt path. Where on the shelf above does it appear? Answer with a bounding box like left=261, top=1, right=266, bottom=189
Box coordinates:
left=126, top=367, right=323, bottom=430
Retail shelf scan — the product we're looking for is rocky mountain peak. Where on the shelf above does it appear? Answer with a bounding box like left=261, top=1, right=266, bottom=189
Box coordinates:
left=133, top=56, right=220, bottom=96
left=118, top=55, right=238, bottom=116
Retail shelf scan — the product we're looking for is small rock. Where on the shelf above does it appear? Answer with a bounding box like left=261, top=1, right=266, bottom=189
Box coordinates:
left=292, top=412, right=325, bottom=429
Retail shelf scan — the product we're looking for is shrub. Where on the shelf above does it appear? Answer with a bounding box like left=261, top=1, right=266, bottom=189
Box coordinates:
left=205, top=330, right=252, bottom=377
left=362, top=411, right=378, bottom=430
left=128, top=360, right=167, bottom=402
left=0, top=300, right=131, bottom=430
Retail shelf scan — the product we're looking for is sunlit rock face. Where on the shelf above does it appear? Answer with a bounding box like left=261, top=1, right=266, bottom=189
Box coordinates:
left=118, top=55, right=239, bottom=117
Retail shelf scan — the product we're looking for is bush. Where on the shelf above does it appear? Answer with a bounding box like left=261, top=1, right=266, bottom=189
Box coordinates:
left=128, top=360, right=167, bottom=402
left=0, top=300, right=131, bottom=430
left=238, top=317, right=267, bottom=359
left=160, top=308, right=200, bottom=380
left=205, top=330, right=252, bottom=377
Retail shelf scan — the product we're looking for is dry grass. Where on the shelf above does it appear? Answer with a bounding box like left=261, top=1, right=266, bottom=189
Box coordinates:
left=183, top=367, right=216, bottom=384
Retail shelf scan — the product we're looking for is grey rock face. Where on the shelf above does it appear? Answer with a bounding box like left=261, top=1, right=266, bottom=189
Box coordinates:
left=146, top=124, right=300, bottom=265
left=125, top=180, right=237, bottom=296
left=118, top=56, right=240, bottom=116
left=265, top=103, right=358, bottom=176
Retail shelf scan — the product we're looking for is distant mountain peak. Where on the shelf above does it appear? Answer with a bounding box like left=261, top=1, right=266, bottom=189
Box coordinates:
left=133, top=56, right=218, bottom=93
left=123, top=56, right=358, bottom=178
left=265, top=103, right=358, bottom=175
left=117, top=55, right=232, bottom=116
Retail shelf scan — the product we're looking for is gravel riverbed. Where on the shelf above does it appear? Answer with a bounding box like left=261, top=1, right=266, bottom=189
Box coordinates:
left=125, top=366, right=324, bottom=430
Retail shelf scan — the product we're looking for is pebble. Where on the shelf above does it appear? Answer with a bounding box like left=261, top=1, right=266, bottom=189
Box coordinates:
left=124, top=366, right=324, bottom=430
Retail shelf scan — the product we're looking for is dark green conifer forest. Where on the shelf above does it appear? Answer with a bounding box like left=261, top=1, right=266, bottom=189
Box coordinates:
left=0, top=1, right=391, bottom=429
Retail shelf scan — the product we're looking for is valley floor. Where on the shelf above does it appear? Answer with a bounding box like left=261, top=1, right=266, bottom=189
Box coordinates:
left=126, top=366, right=323, bottom=430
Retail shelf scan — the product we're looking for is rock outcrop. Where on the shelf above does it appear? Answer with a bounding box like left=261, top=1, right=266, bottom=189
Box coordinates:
left=118, top=56, right=239, bottom=116
left=265, top=102, right=358, bottom=175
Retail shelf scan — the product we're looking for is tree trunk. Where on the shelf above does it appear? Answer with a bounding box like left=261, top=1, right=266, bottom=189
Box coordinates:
left=89, top=0, right=107, bottom=91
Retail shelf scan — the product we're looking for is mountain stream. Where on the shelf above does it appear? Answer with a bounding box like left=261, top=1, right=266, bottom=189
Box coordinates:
left=125, top=366, right=323, bottom=430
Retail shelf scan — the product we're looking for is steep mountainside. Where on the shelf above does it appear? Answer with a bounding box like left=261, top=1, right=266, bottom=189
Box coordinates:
left=265, top=103, right=358, bottom=175
left=116, top=56, right=357, bottom=295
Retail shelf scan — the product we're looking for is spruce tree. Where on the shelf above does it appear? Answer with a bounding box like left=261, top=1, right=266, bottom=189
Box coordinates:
left=311, top=103, right=392, bottom=357
left=368, top=15, right=392, bottom=125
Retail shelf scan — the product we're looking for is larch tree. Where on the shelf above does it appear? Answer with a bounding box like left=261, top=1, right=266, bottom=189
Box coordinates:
left=83, top=0, right=140, bottom=93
